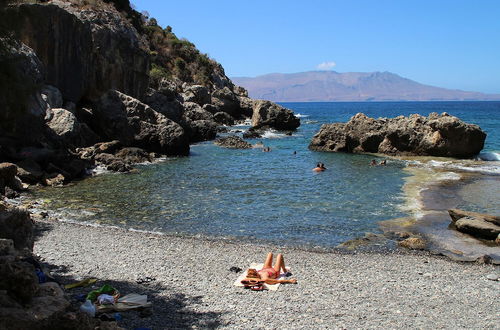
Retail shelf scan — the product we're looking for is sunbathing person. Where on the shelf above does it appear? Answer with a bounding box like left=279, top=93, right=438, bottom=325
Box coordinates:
left=241, top=253, right=297, bottom=288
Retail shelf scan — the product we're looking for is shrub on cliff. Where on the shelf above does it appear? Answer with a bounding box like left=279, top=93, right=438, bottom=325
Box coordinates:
left=143, top=22, right=218, bottom=89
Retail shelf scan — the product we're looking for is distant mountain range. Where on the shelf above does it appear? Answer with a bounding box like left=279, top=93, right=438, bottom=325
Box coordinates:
left=231, top=71, right=500, bottom=102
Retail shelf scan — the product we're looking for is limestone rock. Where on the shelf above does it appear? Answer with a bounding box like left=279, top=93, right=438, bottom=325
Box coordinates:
left=94, top=90, right=189, bottom=156
left=398, top=237, right=426, bottom=250
left=213, top=112, right=235, bottom=126
left=448, top=209, right=500, bottom=226
left=40, top=85, right=63, bottom=109
left=183, top=102, right=214, bottom=121
left=144, top=89, right=184, bottom=123
left=211, top=87, right=241, bottom=117
left=0, top=204, right=33, bottom=252
left=0, top=256, right=38, bottom=304
left=214, top=136, right=253, bottom=149
left=15, top=159, right=44, bottom=184
left=46, top=108, right=99, bottom=147
left=185, top=120, right=218, bottom=143
left=251, top=100, right=300, bottom=131
left=181, top=85, right=211, bottom=105
left=309, top=112, right=486, bottom=158
left=455, top=216, right=500, bottom=240
left=4, top=2, right=150, bottom=102
left=114, top=147, right=153, bottom=164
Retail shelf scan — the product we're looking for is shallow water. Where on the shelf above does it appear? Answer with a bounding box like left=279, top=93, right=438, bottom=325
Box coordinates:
left=30, top=101, right=500, bottom=250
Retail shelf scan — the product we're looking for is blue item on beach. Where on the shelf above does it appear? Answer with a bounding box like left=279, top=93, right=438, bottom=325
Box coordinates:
left=35, top=269, right=46, bottom=283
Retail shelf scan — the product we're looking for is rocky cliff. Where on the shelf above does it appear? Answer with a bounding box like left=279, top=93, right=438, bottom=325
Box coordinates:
left=309, top=112, right=486, bottom=158
left=0, top=0, right=299, bottom=183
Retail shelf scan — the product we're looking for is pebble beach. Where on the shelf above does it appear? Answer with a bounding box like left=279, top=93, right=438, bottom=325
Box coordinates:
left=34, top=219, right=500, bottom=329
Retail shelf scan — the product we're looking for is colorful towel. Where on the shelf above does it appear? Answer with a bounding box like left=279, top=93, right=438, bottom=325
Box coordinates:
left=233, top=263, right=290, bottom=291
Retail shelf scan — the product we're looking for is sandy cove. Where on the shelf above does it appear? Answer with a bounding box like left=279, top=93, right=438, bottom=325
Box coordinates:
left=33, top=218, right=500, bottom=329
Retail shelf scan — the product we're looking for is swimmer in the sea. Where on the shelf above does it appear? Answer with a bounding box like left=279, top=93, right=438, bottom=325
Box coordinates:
left=313, top=163, right=325, bottom=172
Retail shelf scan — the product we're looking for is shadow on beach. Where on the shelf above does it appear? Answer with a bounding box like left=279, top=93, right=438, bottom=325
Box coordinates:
left=34, top=222, right=224, bottom=329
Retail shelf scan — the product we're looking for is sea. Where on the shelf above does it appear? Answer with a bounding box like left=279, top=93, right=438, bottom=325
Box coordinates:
left=28, top=102, right=500, bottom=259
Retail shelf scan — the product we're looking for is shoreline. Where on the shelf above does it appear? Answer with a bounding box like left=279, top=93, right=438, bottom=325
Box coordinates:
left=34, top=217, right=499, bottom=329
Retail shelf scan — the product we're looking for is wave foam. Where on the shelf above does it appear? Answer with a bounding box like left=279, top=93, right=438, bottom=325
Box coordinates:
left=295, top=113, right=309, bottom=118
left=476, top=152, right=500, bottom=161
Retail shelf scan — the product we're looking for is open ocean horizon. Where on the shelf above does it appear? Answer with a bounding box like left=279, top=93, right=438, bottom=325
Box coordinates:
left=28, top=101, right=500, bottom=257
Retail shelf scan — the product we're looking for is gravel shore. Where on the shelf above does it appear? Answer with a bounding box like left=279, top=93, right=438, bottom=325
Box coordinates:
left=34, top=219, right=499, bottom=329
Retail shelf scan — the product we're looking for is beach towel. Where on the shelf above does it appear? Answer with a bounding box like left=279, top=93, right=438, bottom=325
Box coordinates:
left=96, top=293, right=151, bottom=313
left=233, top=263, right=290, bottom=291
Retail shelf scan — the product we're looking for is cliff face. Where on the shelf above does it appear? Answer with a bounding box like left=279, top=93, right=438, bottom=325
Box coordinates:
left=4, top=2, right=150, bottom=102
left=0, top=0, right=299, bottom=183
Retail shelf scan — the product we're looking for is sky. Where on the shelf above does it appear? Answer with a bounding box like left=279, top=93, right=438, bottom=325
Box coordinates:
left=132, top=0, right=500, bottom=94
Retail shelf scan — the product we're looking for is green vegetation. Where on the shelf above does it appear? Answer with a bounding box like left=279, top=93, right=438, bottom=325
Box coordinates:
left=143, top=22, right=218, bottom=88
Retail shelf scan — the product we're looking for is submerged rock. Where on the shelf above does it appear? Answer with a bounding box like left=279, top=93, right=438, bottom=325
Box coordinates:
left=448, top=209, right=500, bottom=241
left=454, top=217, right=500, bottom=241
left=309, top=112, right=486, bottom=158
left=214, top=136, right=253, bottom=149
left=398, top=237, right=426, bottom=250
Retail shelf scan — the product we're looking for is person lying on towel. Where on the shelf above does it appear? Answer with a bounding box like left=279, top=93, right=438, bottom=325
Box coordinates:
left=241, top=253, right=297, bottom=290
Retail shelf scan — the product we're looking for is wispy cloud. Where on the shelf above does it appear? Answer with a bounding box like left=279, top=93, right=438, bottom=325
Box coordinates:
left=317, top=61, right=336, bottom=70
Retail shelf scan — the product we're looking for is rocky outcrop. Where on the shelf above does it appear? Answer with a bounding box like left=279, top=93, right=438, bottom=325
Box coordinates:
left=398, top=237, right=426, bottom=250
left=3, top=2, right=150, bottom=103
left=94, top=90, right=189, bottom=155
left=251, top=100, right=300, bottom=131
left=214, top=136, right=253, bottom=149
left=0, top=203, right=33, bottom=251
left=449, top=209, right=500, bottom=226
left=449, top=209, right=500, bottom=241
left=45, top=108, right=99, bottom=147
left=309, top=112, right=486, bottom=158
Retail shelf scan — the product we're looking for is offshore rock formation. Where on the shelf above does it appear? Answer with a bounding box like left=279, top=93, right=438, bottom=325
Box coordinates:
left=309, top=112, right=486, bottom=158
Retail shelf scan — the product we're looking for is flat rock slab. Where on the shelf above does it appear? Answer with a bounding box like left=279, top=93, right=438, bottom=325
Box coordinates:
left=455, top=216, right=500, bottom=240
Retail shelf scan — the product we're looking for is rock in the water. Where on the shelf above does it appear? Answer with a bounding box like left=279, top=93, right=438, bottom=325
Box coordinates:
left=251, top=100, right=300, bottom=131
left=214, top=136, right=253, bottom=149
left=114, top=147, right=153, bottom=164
left=94, top=90, right=189, bottom=156
left=448, top=209, right=500, bottom=226
left=454, top=216, right=500, bottom=240
left=398, top=237, right=426, bottom=250
left=309, top=112, right=486, bottom=158
left=185, top=120, right=218, bottom=143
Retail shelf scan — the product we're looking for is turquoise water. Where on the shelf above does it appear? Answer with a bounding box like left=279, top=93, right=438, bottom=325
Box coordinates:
left=31, top=102, right=500, bottom=248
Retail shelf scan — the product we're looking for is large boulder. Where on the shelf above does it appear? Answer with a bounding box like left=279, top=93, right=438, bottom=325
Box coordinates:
left=0, top=205, right=33, bottom=252
left=251, top=100, right=300, bottom=131
left=449, top=209, right=500, bottom=226
left=184, top=120, right=218, bottom=143
left=211, top=87, right=241, bottom=117
left=181, top=85, right=211, bottom=106
left=45, top=108, right=99, bottom=147
left=309, top=113, right=486, bottom=158
left=143, top=89, right=184, bottom=123
left=94, top=90, right=189, bottom=156
left=455, top=217, right=500, bottom=240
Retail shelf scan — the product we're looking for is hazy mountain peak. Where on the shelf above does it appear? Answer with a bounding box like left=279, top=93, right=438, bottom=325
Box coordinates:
left=232, top=71, right=500, bottom=102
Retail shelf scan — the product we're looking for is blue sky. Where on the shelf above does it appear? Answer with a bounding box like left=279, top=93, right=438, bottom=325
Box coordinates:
left=132, top=0, right=500, bottom=94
